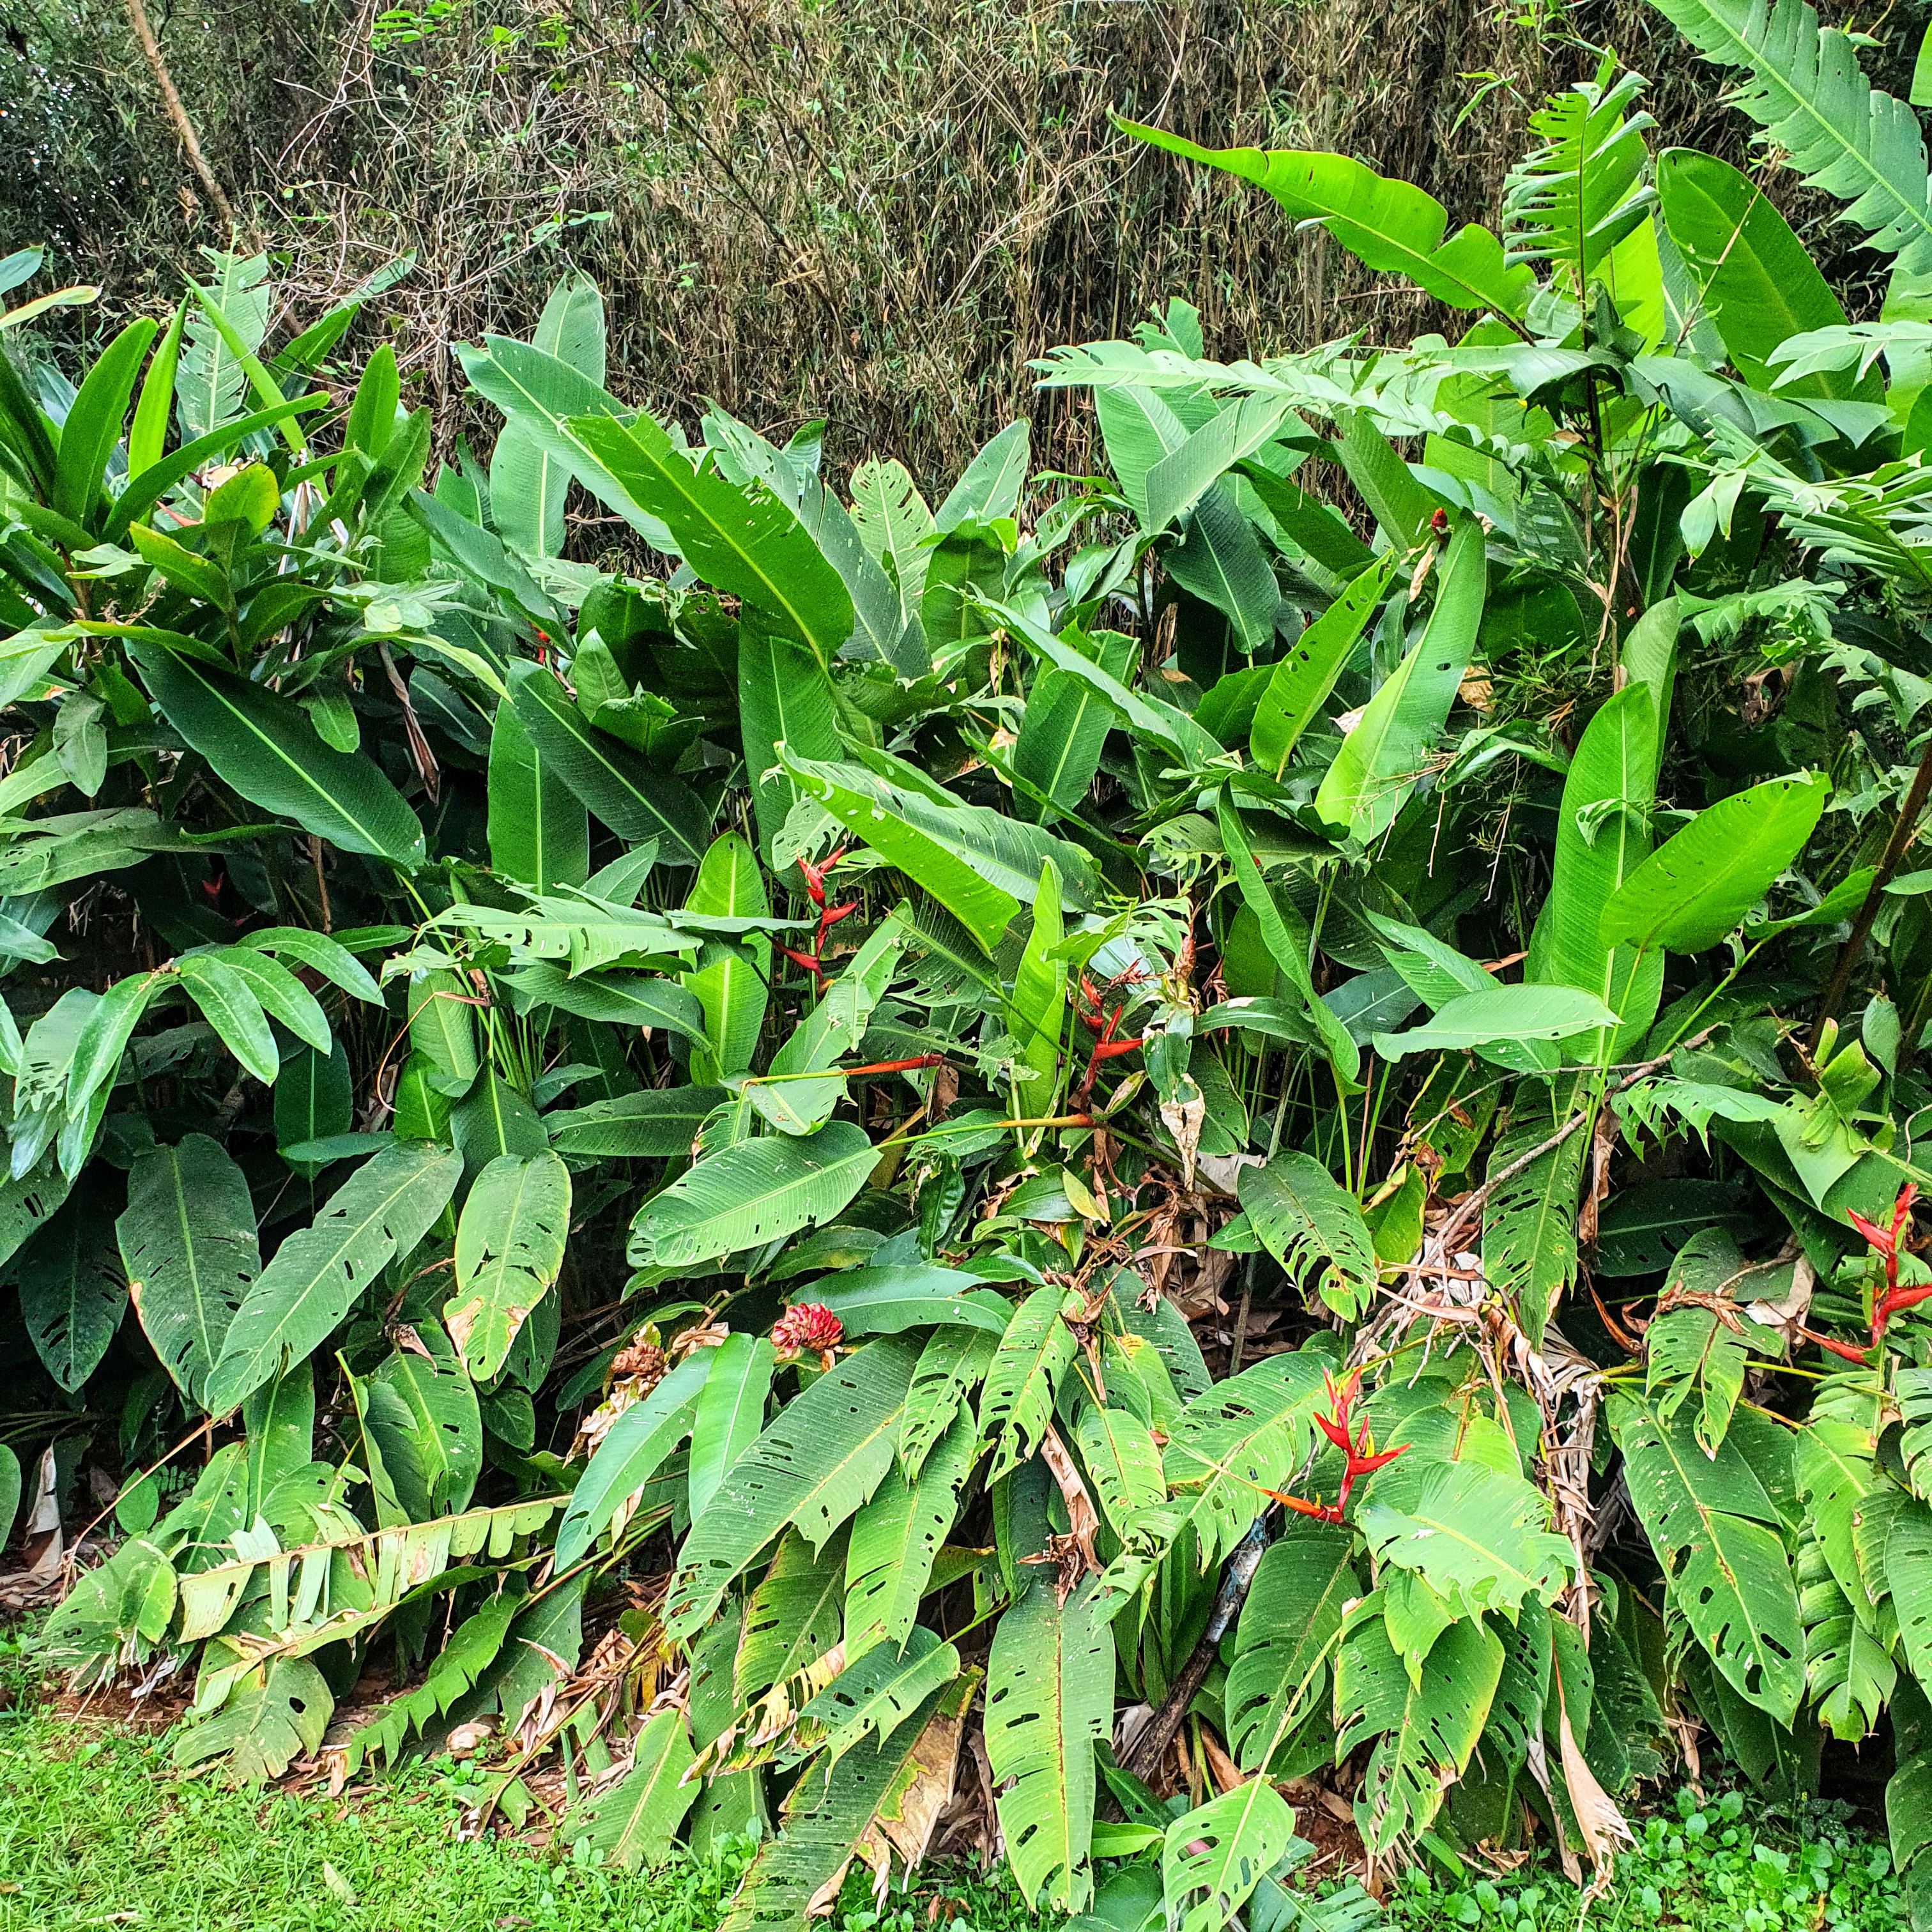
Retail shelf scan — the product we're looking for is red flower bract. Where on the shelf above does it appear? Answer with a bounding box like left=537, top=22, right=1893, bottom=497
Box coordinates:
left=772, top=1303, right=844, bottom=1360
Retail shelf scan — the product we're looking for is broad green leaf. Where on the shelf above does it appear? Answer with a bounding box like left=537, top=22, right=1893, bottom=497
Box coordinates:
left=1373, top=984, right=1619, bottom=1060
left=240, top=928, right=383, bottom=1006
left=456, top=337, right=671, bottom=547
left=1599, top=772, right=1831, bottom=954
left=1161, top=1351, right=1332, bottom=1567
left=1237, top=1152, right=1378, bottom=1320
left=681, top=831, right=771, bottom=1083
left=178, top=955, right=277, bottom=1085
left=544, top=1086, right=726, bottom=1158
left=899, top=1326, right=997, bottom=1480
left=203, top=946, right=330, bottom=1054
left=54, top=318, right=158, bottom=524
left=986, top=1576, right=1114, bottom=1912
left=571, top=410, right=854, bottom=666
left=814, top=1267, right=1013, bottom=1338
left=1335, top=1610, right=1504, bottom=1851
left=1073, top=1399, right=1165, bottom=1540
left=570, top=1708, right=700, bottom=1871
left=447, top=1152, right=571, bottom=1381
left=1610, top=1390, right=1805, bottom=1722
left=1167, top=483, right=1282, bottom=657
left=669, top=1335, right=920, bottom=1636
left=1538, top=680, right=1660, bottom=1061
left=555, top=1353, right=712, bottom=1567
left=1227, top=1519, right=1356, bottom=1768
left=487, top=700, right=588, bottom=890
left=845, top=1412, right=977, bottom=1660
left=738, top=611, right=843, bottom=864
left=1657, top=150, right=1860, bottom=396
left=1146, top=395, right=1300, bottom=533
left=507, top=964, right=707, bottom=1041
left=275, top=1041, right=352, bottom=1179
left=1162, top=1779, right=1299, bottom=1932
left=1358, top=1458, right=1576, bottom=1618
left=364, top=1322, right=482, bottom=1519
left=118, top=1135, right=258, bottom=1409
left=1216, top=792, right=1359, bottom=1083
left=1251, top=555, right=1396, bottom=778
left=1315, top=519, right=1486, bottom=841
left=794, top=1622, right=960, bottom=1767
left=172, top=1656, right=332, bottom=1785
left=978, top=1284, right=1080, bottom=1482
left=936, top=421, right=1029, bottom=530
left=204, top=1143, right=464, bottom=1413
left=505, top=661, right=707, bottom=866
left=1007, top=861, right=1066, bottom=1114
left=1011, top=629, right=1131, bottom=824
left=1124, top=123, right=1533, bottom=318
left=17, top=1182, right=125, bottom=1392
left=629, top=1121, right=880, bottom=1270
left=781, top=754, right=1019, bottom=954
left=1481, top=1080, right=1585, bottom=1347
left=127, top=641, right=424, bottom=868
left=688, top=1331, right=776, bottom=1518
left=450, top=1070, right=549, bottom=1169
left=738, top=1528, right=848, bottom=1705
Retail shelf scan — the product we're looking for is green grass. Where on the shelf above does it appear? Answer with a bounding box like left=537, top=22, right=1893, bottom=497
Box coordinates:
left=0, top=1621, right=1913, bottom=1932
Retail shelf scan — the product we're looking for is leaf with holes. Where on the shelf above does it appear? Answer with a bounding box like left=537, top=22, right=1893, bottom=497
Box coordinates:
left=1236, top=1153, right=1378, bottom=1320
left=845, top=1413, right=977, bottom=1661
left=977, top=1284, right=1080, bottom=1482
left=1163, top=1778, right=1300, bottom=1932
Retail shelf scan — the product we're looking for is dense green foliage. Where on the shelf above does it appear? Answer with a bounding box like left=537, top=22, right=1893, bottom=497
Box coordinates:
left=16, top=1, right=1932, bottom=1926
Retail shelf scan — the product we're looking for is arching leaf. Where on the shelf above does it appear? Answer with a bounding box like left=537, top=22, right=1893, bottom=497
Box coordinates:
left=447, top=1152, right=571, bottom=1381
left=1237, top=1152, right=1378, bottom=1319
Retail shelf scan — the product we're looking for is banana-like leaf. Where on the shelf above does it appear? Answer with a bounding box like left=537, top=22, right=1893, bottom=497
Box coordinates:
left=1236, top=1152, right=1378, bottom=1320
left=1006, top=861, right=1066, bottom=1112
left=456, top=336, right=672, bottom=548
left=118, top=1134, right=258, bottom=1409
left=682, top=832, right=771, bottom=1083
left=1123, top=123, right=1534, bottom=318
left=1610, top=1390, right=1805, bottom=1722
left=689, top=1331, right=776, bottom=1518
left=1011, top=630, right=1131, bottom=824
left=794, top=1623, right=960, bottom=1767
left=204, top=1143, right=463, bottom=1413
left=1161, top=1352, right=1331, bottom=1568
left=555, top=1353, right=712, bottom=1568
left=1251, top=556, right=1395, bottom=778
left=813, top=1268, right=1012, bottom=1339
left=172, top=1656, right=332, bottom=1786
left=977, top=1284, right=1080, bottom=1482
left=739, top=611, right=843, bottom=863
left=739, top=1528, right=849, bottom=1705
left=1162, top=1777, right=1299, bottom=1932
left=543, top=1086, right=728, bottom=1158
left=363, top=1322, right=482, bottom=1519
left=1216, top=792, right=1358, bottom=1084
left=1656, top=150, right=1859, bottom=395
left=899, top=1326, right=998, bottom=1480
left=17, top=1181, right=125, bottom=1393
left=489, top=272, right=606, bottom=558
left=1648, top=0, right=1932, bottom=298
left=845, top=1412, right=977, bottom=1660
left=1227, top=1519, right=1357, bottom=1768
left=985, top=1575, right=1115, bottom=1912
left=629, top=1121, right=880, bottom=1270
left=1146, top=395, right=1301, bottom=534
left=1335, top=1608, right=1504, bottom=1851
left=447, top=1151, right=571, bottom=1381
left=126, top=641, right=424, bottom=868
left=1072, top=1398, right=1165, bottom=1541
left=1598, top=772, right=1830, bottom=955
left=54, top=317, right=157, bottom=524
left=487, top=699, right=589, bottom=890
left=720, top=1677, right=969, bottom=1932
left=569, top=1708, right=700, bottom=1871
left=505, top=661, right=707, bottom=866
left=1480, top=1082, right=1585, bottom=1347
left=1356, top=1458, right=1576, bottom=1619
left=670, top=1335, right=920, bottom=1636
left=1374, top=985, right=1620, bottom=1062
left=1315, top=519, right=1486, bottom=842
left=571, top=410, right=854, bottom=666
left=1167, top=484, right=1282, bottom=657
left=781, top=753, right=1020, bottom=954
left=1538, top=680, right=1660, bottom=1061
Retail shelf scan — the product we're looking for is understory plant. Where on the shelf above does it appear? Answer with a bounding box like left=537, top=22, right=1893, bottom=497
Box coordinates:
left=14, top=1, right=1932, bottom=1926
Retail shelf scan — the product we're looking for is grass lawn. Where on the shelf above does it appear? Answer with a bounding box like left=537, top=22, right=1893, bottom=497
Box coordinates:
left=0, top=1627, right=1913, bottom=1932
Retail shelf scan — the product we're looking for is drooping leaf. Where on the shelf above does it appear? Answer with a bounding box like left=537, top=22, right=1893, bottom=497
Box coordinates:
left=629, top=1122, right=881, bottom=1271
left=555, top=1353, right=712, bottom=1568
left=1227, top=1519, right=1357, bottom=1768
left=118, top=1134, right=259, bottom=1408
left=363, top=1321, right=482, bottom=1519
left=569, top=1708, right=700, bottom=1871
left=670, top=1335, right=921, bottom=1636
left=1237, top=1153, right=1378, bottom=1320
left=204, top=1143, right=463, bottom=1413
left=1598, top=773, right=1832, bottom=954
left=977, top=1283, right=1080, bottom=1482
left=126, top=641, right=424, bottom=868
left=845, top=1412, right=977, bottom=1660
left=689, top=1331, right=776, bottom=1519
left=16, top=1181, right=125, bottom=1392
left=985, top=1575, right=1116, bottom=1913
left=172, top=1657, right=333, bottom=1786
left=1162, top=1778, right=1300, bottom=1932
left=447, top=1152, right=571, bottom=1381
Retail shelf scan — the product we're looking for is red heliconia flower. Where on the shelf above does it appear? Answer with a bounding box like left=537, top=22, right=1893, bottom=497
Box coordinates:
left=772, top=1303, right=845, bottom=1361
left=1854, top=1185, right=1927, bottom=1341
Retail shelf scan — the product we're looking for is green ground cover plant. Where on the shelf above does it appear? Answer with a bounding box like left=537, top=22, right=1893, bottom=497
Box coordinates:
left=14, top=1, right=1932, bottom=1928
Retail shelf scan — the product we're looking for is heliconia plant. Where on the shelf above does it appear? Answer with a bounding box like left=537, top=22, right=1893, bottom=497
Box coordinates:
left=12, top=0, right=1932, bottom=1923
